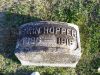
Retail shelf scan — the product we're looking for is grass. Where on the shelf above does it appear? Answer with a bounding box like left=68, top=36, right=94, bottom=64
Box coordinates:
left=0, top=0, right=100, bottom=75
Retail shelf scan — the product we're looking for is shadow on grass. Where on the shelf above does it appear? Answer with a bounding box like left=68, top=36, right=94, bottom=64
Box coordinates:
left=0, top=12, right=41, bottom=64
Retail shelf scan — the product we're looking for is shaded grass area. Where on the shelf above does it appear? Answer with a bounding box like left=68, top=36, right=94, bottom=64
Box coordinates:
left=0, top=0, right=100, bottom=75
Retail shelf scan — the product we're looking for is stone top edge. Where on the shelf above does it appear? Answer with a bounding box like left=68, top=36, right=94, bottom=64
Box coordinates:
left=19, top=21, right=79, bottom=30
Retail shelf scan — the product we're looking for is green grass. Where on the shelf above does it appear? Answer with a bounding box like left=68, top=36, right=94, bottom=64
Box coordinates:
left=0, top=0, right=100, bottom=75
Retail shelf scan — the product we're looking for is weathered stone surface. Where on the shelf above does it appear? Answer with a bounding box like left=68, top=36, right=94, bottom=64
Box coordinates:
left=15, top=21, right=81, bottom=67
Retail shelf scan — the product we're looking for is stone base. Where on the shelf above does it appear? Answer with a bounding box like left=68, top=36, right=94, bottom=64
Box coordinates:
left=20, top=60, right=78, bottom=67
left=15, top=52, right=81, bottom=67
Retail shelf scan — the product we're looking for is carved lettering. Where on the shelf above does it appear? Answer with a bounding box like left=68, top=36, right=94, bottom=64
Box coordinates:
left=56, top=27, right=61, bottom=34
left=61, top=28, right=66, bottom=34
left=44, top=27, right=48, bottom=34
left=72, top=30, right=77, bottom=38
left=57, top=38, right=73, bottom=46
left=61, top=38, right=66, bottom=44
left=57, top=38, right=61, bottom=44
left=36, top=27, right=41, bottom=34
left=66, top=39, right=69, bottom=46
left=21, top=25, right=77, bottom=46
left=49, top=27, right=54, bottom=34
left=67, top=29, right=72, bottom=36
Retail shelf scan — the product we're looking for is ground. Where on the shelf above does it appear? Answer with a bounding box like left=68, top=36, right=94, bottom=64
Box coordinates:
left=0, top=0, right=100, bottom=75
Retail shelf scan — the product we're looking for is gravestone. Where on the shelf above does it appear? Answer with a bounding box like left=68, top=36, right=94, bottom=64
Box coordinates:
left=15, top=21, right=81, bottom=67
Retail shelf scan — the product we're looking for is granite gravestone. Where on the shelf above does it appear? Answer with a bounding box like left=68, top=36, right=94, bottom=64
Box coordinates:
left=15, top=21, right=81, bottom=67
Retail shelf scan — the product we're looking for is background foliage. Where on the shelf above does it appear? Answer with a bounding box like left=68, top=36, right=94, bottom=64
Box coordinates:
left=0, top=0, right=100, bottom=75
